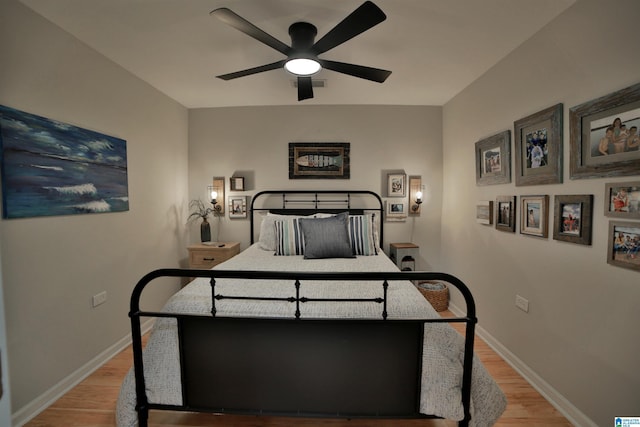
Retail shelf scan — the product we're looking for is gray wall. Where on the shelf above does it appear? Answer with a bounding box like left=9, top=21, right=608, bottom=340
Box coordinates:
left=0, top=0, right=189, bottom=418
left=442, top=0, right=640, bottom=426
left=188, top=105, right=443, bottom=268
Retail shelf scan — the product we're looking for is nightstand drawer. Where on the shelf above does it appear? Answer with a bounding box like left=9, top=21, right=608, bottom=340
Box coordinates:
left=187, top=242, right=240, bottom=269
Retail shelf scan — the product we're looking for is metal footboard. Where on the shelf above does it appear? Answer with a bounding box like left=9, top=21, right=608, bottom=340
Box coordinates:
left=129, top=270, right=476, bottom=427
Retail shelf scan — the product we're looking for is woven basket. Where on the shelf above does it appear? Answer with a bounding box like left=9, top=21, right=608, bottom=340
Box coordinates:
left=416, top=281, right=449, bottom=312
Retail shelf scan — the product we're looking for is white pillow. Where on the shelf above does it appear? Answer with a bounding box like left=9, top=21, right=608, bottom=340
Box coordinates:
left=258, top=213, right=312, bottom=251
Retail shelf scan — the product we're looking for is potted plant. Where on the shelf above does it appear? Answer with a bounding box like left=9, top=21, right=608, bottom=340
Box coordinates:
left=188, top=199, right=218, bottom=242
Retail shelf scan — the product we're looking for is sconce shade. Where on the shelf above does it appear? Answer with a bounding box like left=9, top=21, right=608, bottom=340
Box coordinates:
left=409, top=176, right=423, bottom=215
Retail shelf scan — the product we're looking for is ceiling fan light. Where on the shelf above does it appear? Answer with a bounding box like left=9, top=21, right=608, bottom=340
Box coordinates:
left=284, top=58, right=321, bottom=76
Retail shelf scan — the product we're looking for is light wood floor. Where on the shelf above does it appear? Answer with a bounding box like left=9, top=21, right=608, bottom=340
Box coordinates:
left=26, top=311, right=572, bottom=426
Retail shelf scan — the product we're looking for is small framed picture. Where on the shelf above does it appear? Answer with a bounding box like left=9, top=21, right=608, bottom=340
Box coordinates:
left=514, top=103, right=563, bottom=186
left=387, top=174, right=406, bottom=197
left=475, top=130, right=511, bottom=186
left=228, top=196, right=247, bottom=219
left=553, top=195, right=593, bottom=245
left=495, top=196, right=516, bottom=233
left=604, top=181, right=640, bottom=218
left=230, top=176, right=245, bottom=191
left=476, top=201, right=493, bottom=225
left=520, top=195, right=549, bottom=238
left=385, top=200, right=407, bottom=221
left=607, top=221, right=640, bottom=271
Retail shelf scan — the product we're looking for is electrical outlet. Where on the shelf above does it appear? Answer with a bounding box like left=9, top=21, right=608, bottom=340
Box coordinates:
left=92, top=291, right=107, bottom=307
left=515, top=295, right=529, bottom=313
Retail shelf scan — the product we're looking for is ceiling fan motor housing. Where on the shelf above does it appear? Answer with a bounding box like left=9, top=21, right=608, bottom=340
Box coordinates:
left=289, top=22, right=317, bottom=52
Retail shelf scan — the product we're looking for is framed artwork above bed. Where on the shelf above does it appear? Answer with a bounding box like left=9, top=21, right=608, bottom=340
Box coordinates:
left=288, top=142, right=350, bottom=179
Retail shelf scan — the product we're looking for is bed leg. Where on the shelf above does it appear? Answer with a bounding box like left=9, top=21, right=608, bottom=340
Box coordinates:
left=137, top=406, right=149, bottom=427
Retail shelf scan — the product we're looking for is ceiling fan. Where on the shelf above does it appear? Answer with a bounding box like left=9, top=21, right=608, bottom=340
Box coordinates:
left=211, top=1, right=392, bottom=101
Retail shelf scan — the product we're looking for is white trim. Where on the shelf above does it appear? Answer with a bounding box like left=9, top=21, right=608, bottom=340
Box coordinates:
left=449, top=303, right=596, bottom=427
left=12, top=319, right=154, bottom=427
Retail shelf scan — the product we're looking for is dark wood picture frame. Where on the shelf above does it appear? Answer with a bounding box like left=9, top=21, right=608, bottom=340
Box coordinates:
left=553, top=194, right=593, bottom=245
left=607, top=221, right=640, bottom=272
left=475, top=130, right=511, bottom=186
left=495, top=195, right=516, bottom=233
left=569, top=82, right=640, bottom=179
left=514, top=103, right=563, bottom=186
left=230, top=177, right=245, bottom=191
left=289, top=142, right=350, bottom=179
left=604, top=181, right=640, bottom=219
left=520, top=195, right=549, bottom=238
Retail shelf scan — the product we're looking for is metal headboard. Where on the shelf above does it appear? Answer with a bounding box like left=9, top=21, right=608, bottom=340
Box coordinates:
left=250, top=190, right=384, bottom=247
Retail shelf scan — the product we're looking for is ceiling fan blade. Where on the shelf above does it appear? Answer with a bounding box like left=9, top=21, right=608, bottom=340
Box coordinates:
left=211, top=8, right=291, bottom=56
left=319, top=59, right=391, bottom=83
left=297, top=76, right=314, bottom=101
left=217, top=60, right=286, bottom=80
left=311, top=1, right=386, bottom=55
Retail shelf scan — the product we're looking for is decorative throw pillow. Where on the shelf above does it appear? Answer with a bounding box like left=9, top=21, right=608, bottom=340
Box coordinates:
left=299, top=212, right=355, bottom=259
left=274, top=218, right=305, bottom=255
left=349, top=214, right=379, bottom=256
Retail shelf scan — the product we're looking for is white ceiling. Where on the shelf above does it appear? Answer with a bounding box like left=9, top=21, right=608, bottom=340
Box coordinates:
left=19, top=0, right=575, bottom=108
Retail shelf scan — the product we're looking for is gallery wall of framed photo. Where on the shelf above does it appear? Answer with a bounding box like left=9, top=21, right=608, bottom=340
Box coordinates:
left=474, top=82, right=640, bottom=272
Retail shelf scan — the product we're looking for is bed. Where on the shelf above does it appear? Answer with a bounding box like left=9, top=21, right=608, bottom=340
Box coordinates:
left=116, top=190, right=506, bottom=427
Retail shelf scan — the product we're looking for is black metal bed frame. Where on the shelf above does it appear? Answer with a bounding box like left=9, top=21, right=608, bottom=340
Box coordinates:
left=249, top=190, right=385, bottom=246
left=128, top=191, right=477, bottom=427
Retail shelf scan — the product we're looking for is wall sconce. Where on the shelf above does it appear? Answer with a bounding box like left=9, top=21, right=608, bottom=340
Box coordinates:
left=409, top=176, right=423, bottom=215
left=207, top=186, right=220, bottom=212
left=209, top=176, right=225, bottom=213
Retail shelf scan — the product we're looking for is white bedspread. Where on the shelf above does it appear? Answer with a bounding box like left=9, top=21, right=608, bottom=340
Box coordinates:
left=116, top=244, right=506, bottom=426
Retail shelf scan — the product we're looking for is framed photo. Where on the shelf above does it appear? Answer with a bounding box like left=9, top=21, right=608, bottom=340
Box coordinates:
left=476, top=200, right=493, bottom=224
left=228, top=196, right=247, bottom=219
left=604, top=181, right=640, bottom=219
left=385, top=200, right=407, bottom=221
left=569, top=82, right=640, bottom=179
left=514, top=103, right=563, bottom=186
left=520, top=195, right=549, bottom=238
left=387, top=173, right=406, bottom=197
left=230, top=176, right=244, bottom=191
left=495, top=196, right=516, bottom=233
left=289, top=142, right=350, bottom=179
left=607, top=221, right=640, bottom=272
left=553, top=195, right=593, bottom=245
left=475, top=130, right=511, bottom=186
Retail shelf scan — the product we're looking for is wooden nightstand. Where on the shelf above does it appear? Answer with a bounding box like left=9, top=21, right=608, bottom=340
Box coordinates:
left=187, top=242, right=240, bottom=269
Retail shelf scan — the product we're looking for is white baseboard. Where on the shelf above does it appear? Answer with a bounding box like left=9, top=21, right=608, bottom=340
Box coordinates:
left=12, top=319, right=154, bottom=427
left=448, top=303, right=596, bottom=427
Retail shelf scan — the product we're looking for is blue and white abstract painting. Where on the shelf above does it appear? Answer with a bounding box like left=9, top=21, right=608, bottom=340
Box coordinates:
left=0, top=105, right=129, bottom=219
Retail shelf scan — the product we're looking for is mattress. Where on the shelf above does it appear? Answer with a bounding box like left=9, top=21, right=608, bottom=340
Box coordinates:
left=116, top=244, right=506, bottom=426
